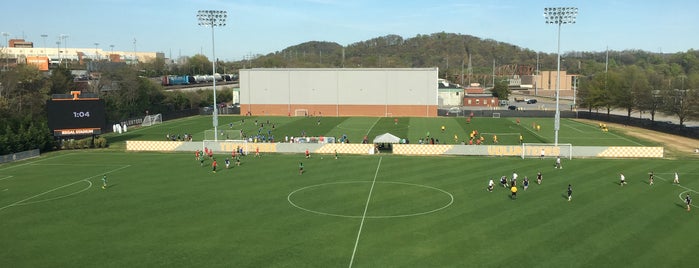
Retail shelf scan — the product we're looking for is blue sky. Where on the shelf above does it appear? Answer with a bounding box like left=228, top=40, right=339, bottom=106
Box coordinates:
left=2, top=0, right=698, bottom=61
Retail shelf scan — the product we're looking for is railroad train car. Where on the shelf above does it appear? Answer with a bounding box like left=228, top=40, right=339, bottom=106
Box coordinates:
left=162, top=75, right=195, bottom=86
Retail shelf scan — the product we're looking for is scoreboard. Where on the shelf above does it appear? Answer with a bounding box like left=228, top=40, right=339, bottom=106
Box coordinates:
left=47, top=96, right=106, bottom=136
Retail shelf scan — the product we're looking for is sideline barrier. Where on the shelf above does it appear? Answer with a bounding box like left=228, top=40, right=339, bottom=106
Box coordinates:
left=393, top=144, right=663, bottom=158
left=126, top=141, right=374, bottom=155
left=126, top=141, right=664, bottom=158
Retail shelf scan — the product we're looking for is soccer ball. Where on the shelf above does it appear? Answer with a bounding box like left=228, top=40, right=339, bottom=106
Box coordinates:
left=321, top=157, right=323, bottom=159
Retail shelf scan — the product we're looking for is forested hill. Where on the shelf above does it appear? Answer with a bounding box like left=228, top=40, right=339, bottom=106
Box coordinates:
left=239, top=32, right=699, bottom=85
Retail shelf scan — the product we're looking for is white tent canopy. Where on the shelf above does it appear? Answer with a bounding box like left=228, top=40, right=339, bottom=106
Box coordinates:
left=373, top=133, right=401, bottom=144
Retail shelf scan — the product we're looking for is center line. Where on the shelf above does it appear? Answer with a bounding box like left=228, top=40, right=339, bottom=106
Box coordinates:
left=349, top=156, right=382, bottom=268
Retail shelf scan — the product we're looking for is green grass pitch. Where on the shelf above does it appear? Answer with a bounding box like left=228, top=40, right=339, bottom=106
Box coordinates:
left=0, top=116, right=696, bottom=267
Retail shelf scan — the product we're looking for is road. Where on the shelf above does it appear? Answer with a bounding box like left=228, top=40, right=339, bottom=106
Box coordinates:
left=507, top=94, right=698, bottom=127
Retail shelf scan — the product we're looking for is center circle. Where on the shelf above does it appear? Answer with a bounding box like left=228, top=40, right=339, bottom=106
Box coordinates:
left=287, top=181, right=454, bottom=218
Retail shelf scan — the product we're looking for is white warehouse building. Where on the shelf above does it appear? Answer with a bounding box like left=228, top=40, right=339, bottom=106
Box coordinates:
left=239, top=68, right=438, bottom=117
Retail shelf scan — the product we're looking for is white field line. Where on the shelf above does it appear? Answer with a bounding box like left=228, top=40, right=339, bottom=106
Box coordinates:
left=655, top=175, right=699, bottom=208
left=349, top=157, right=382, bottom=268
left=0, top=165, right=131, bottom=212
left=562, top=122, right=585, bottom=133
left=0, top=153, right=74, bottom=172
left=365, top=118, right=380, bottom=136
left=568, top=120, right=644, bottom=146
left=520, top=123, right=548, bottom=141
left=0, top=176, right=14, bottom=181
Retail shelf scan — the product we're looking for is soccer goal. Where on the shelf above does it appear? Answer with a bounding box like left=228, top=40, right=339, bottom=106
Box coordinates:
left=492, top=113, right=501, bottom=118
left=204, top=129, right=243, bottom=141
left=141, top=113, right=162, bottom=127
left=294, top=109, right=308, bottom=117
left=521, top=143, right=573, bottom=160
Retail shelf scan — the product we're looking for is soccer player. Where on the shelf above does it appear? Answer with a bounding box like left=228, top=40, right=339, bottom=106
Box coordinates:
left=567, top=184, right=573, bottom=201
left=195, top=150, right=200, bottom=161
left=519, top=134, right=523, bottom=144
left=299, top=162, right=304, bottom=175
left=255, top=147, right=260, bottom=157
left=523, top=176, right=529, bottom=191
left=101, top=175, right=108, bottom=189
left=235, top=155, right=241, bottom=166
left=500, top=176, right=508, bottom=188
left=540, top=148, right=545, bottom=159
left=225, top=158, right=230, bottom=169
left=555, top=156, right=562, bottom=169
left=212, top=159, right=218, bottom=173
left=512, top=172, right=518, bottom=184
left=441, top=125, right=445, bottom=133
left=334, top=150, right=339, bottom=160
left=511, top=185, right=518, bottom=199
left=488, top=179, right=494, bottom=192
left=536, top=171, right=543, bottom=185
left=620, top=173, right=626, bottom=186
left=648, top=171, right=654, bottom=185
left=673, top=172, right=680, bottom=184
left=305, top=149, right=310, bottom=159
left=686, top=194, right=692, bottom=212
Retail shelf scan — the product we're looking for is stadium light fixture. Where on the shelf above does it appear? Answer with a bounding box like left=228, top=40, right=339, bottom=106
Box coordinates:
left=544, top=7, right=577, bottom=146
left=197, top=9, right=227, bottom=141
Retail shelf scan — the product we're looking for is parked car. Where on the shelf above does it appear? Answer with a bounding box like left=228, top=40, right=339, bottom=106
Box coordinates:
left=508, top=105, right=517, bottom=110
left=448, top=107, right=461, bottom=114
left=526, top=99, right=538, bottom=104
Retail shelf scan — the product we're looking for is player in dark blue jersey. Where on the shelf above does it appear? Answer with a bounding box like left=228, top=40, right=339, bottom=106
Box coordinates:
left=567, top=184, right=573, bottom=202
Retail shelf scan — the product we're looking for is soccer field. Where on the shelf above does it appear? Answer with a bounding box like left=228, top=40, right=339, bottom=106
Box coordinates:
left=110, top=115, right=655, bottom=148
left=1, top=149, right=697, bottom=267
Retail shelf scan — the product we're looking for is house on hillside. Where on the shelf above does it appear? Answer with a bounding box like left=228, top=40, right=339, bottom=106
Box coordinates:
left=463, top=84, right=499, bottom=107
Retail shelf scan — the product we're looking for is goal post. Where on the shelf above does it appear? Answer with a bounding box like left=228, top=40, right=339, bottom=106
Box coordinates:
left=294, top=109, right=308, bottom=117
left=141, top=113, right=162, bottom=127
left=521, top=143, right=573, bottom=160
left=204, top=129, right=243, bottom=141
left=492, top=113, right=500, bottom=118
left=202, top=139, right=250, bottom=155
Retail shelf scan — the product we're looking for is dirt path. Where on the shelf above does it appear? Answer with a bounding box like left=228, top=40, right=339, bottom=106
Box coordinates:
left=573, top=119, right=699, bottom=158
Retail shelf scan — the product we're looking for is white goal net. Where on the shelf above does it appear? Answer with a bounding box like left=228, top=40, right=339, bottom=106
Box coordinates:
left=492, top=113, right=501, bottom=118
left=202, top=139, right=250, bottom=155
left=141, top=113, right=162, bottom=127
left=294, top=109, right=308, bottom=117
left=521, top=143, right=572, bottom=159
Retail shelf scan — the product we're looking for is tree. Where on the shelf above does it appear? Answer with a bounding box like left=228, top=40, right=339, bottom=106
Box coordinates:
left=491, top=79, right=510, bottom=101
left=185, top=54, right=212, bottom=75
left=637, top=70, right=665, bottom=122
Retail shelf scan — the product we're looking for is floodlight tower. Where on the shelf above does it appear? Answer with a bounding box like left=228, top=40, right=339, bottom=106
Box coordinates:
left=544, top=7, right=577, bottom=146
left=94, top=43, right=100, bottom=61
left=41, top=34, right=48, bottom=56
left=197, top=10, right=227, bottom=141
left=2, top=32, right=9, bottom=70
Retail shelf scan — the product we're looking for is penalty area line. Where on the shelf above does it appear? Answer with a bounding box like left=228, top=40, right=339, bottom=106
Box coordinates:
left=0, top=165, right=131, bottom=212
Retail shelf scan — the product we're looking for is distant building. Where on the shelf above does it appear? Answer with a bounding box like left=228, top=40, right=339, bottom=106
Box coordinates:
left=240, top=68, right=438, bottom=117
left=2, top=38, right=161, bottom=70
left=462, top=85, right=499, bottom=107
left=514, top=71, right=577, bottom=98
left=438, top=79, right=463, bottom=107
